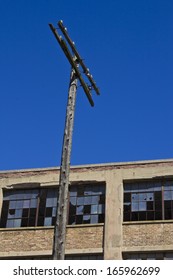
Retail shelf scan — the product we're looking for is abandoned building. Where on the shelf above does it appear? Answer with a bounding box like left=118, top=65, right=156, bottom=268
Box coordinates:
left=0, top=158, right=173, bottom=260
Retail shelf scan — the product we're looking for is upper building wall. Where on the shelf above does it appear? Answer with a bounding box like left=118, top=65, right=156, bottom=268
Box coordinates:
left=0, top=158, right=173, bottom=259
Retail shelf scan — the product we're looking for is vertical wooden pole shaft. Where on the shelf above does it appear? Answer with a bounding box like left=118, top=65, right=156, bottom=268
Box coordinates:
left=53, top=66, right=78, bottom=260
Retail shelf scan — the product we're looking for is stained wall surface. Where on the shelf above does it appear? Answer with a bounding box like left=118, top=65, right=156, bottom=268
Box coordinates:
left=0, top=159, right=173, bottom=259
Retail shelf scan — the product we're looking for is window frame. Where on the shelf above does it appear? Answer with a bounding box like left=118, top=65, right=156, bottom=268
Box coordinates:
left=0, top=182, right=106, bottom=228
left=0, top=186, right=59, bottom=228
left=123, top=179, right=173, bottom=222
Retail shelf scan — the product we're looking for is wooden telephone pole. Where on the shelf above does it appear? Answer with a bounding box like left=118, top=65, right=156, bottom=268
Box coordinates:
left=49, top=20, right=99, bottom=260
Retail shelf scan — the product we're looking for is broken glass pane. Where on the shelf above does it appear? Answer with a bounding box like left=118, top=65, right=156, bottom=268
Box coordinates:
left=70, top=196, right=77, bottom=206
left=98, top=204, right=104, bottom=214
left=90, top=215, right=98, bottom=223
left=139, top=193, right=147, bottom=201
left=30, top=199, right=37, bottom=208
left=31, top=190, right=39, bottom=198
left=83, top=215, right=90, bottom=221
left=46, top=198, right=55, bottom=207
left=84, top=196, right=92, bottom=205
left=52, top=207, right=56, bottom=217
left=77, top=197, right=84, bottom=205
left=13, top=219, right=21, bottom=227
left=8, top=209, right=15, bottom=218
left=139, top=202, right=146, bottom=211
left=132, top=193, right=138, bottom=201
left=44, top=217, right=52, bottom=226
left=164, top=191, right=172, bottom=200
left=76, top=205, right=84, bottom=215
left=16, top=200, right=23, bottom=208
left=6, top=219, right=14, bottom=228
left=147, top=193, right=154, bottom=201
left=9, top=200, right=16, bottom=209
left=15, top=209, right=22, bottom=218
left=91, top=205, right=98, bottom=214
left=23, top=200, right=30, bottom=208
left=132, top=202, right=139, bottom=211
left=91, top=196, right=99, bottom=204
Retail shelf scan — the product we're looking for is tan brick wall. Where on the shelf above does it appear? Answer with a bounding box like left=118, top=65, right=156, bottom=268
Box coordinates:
left=0, top=225, right=103, bottom=256
left=123, top=222, right=173, bottom=247
left=66, top=226, right=103, bottom=249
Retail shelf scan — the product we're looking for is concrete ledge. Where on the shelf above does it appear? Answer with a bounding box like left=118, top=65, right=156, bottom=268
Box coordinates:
left=0, top=223, right=104, bottom=232
left=122, top=245, right=173, bottom=253
left=0, top=248, right=103, bottom=258
left=123, top=220, right=173, bottom=225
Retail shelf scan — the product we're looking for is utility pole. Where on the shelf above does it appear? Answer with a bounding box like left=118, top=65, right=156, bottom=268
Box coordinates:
left=49, top=20, right=100, bottom=260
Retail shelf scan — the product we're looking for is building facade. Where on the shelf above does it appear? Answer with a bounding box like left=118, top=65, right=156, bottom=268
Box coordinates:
left=0, top=159, right=173, bottom=260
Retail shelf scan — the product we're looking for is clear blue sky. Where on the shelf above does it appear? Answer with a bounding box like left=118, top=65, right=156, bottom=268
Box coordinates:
left=0, top=0, right=173, bottom=170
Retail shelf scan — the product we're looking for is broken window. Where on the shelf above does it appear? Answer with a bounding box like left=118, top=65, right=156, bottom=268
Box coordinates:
left=0, top=183, right=105, bottom=228
left=123, top=180, right=173, bottom=222
left=68, top=184, right=105, bottom=225
left=0, top=188, right=58, bottom=228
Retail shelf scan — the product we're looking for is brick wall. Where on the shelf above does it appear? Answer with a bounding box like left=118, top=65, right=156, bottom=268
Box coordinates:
left=123, top=222, right=173, bottom=247
left=0, top=225, right=104, bottom=255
